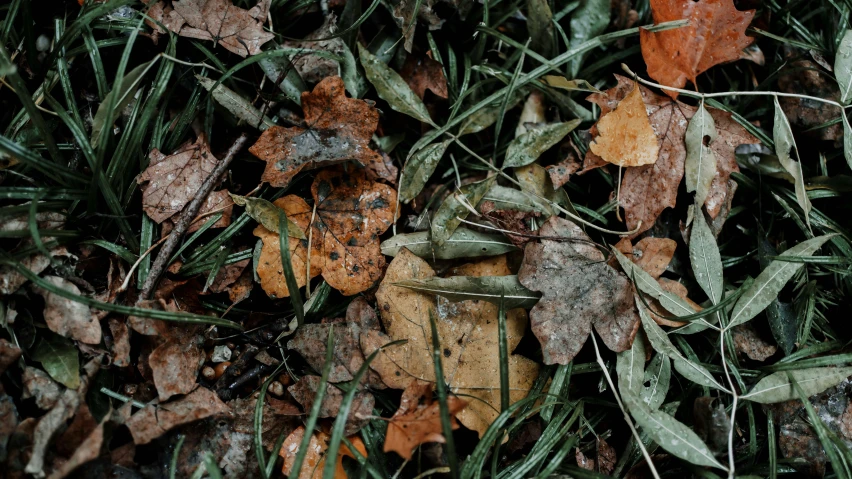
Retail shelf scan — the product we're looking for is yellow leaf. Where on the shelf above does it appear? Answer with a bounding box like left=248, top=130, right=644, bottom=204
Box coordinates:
left=589, top=83, right=660, bottom=167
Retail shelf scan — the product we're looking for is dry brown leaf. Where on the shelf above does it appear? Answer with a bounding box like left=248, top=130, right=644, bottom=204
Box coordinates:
left=288, top=376, right=374, bottom=435
left=618, top=237, right=677, bottom=279
left=249, top=77, right=383, bottom=188
left=0, top=338, right=22, bottom=375
left=186, top=189, right=234, bottom=233
left=392, top=0, right=445, bottom=53
left=364, top=151, right=399, bottom=185
left=732, top=324, right=777, bottom=361
left=479, top=203, right=541, bottom=248
left=546, top=151, right=582, bottom=189
left=206, top=258, right=249, bottom=294
left=22, top=367, right=61, bottom=410
left=33, top=276, right=101, bottom=345
left=227, top=267, right=254, bottom=303
left=589, top=83, right=660, bottom=167
left=778, top=56, right=843, bottom=141
left=153, top=0, right=273, bottom=57
left=647, top=278, right=695, bottom=327
left=362, top=251, right=539, bottom=437
left=280, top=426, right=367, bottom=479
left=47, top=420, right=104, bottom=479
left=518, top=216, right=640, bottom=364
left=126, top=386, right=230, bottom=445
left=383, top=380, right=467, bottom=460
left=283, top=14, right=344, bottom=83
left=108, top=319, right=131, bottom=368
left=254, top=168, right=396, bottom=297
left=148, top=335, right=204, bottom=401
left=640, top=0, right=755, bottom=96
left=400, top=52, right=449, bottom=100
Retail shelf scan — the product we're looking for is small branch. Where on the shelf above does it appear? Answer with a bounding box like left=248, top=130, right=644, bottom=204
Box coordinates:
left=139, top=134, right=248, bottom=300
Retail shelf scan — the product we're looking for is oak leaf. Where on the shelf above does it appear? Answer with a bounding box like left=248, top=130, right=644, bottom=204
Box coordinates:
left=518, top=216, right=640, bottom=364
left=249, top=77, right=383, bottom=188
left=589, top=83, right=660, bottom=167
left=254, top=168, right=396, bottom=297
left=640, top=0, right=755, bottom=96
left=384, top=380, right=467, bottom=460
left=280, top=426, right=367, bottom=479
left=361, top=251, right=539, bottom=437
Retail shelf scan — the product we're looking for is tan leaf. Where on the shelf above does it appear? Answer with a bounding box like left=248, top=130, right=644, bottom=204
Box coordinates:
left=156, top=0, right=273, bottom=57
left=618, top=237, right=677, bottom=279
left=589, top=82, right=660, bottom=167
left=732, top=323, right=777, bottom=361
left=126, top=387, right=230, bottom=445
left=647, top=278, right=696, bottom=327
left=108, top=319, right=132, bottom=368
left=383, top=381, right=467, bottom=460
left=287, top=376, right=373, bottom=435
left=249, top=77, right=382, bottom=188
left=0, top=338, right=23, bottom=375
left=279, top=426, right=367, bottom=479
left=148, top=336, right=204, bottom=401
left=33, top=276, right=101, bottom=345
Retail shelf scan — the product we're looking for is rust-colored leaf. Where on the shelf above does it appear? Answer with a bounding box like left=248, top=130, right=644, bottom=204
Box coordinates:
left=518, top=216, right=640, bottom=364
left=640, top=0, right=755, bottom=96
left=254, top=168, right=397, bottom=297
left=589, top=83, right=660, bottom=167
left=400, top=52, right=449, bottom=100
left=383, top=381, right=467, bottom=460
left=249, top=77, right=383, bottom=188
left=617, top=237, right=677, bottom=279
left=279, top=426, right=367, bottom=479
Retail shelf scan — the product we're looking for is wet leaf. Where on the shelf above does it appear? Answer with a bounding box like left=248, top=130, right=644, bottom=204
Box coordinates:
left=31, top=333, right=79, bottom=390
left=394, top=273, right=540, bottom=309
left=149, top=336, right=204, bottom=401
left=641, top=354, right=671, bottom=410
left=503, top=121, right=580, bottom=169
left=589, top=83, right=660, bottom=167
left=279, top=426, right=366, bottom=479
left=431, top=176, right=496, bottom=246
left=126, top=387, right=229, bottom=445
left=843, top=111, right=852, bottom=171
left=728, top=234, right=835, bottom=329
left=613, top=248, right=697, bottom=318
left=358, top=44, right=433, bottom=124
left=381, top=228, right=517, bottom=259
left=229, top=194, right=305, bottom=240
left=283, top=14, right=345, bottom=83
left=288, top=376, right=374, bottom=435
left=391, top=0, right=445, bottom=53
left=399, top=140, right=451, bottom=202
left=527, top=0, right=554, bottom=57
left=400, top=52, right=449, bottom=100
left=693, top=397, right=730, bottom=454
left=383, top=380, right=467, bottom=460
left=836, top=30, right=852, bottom=105
left=196, top=75, right=275, bottom=130
left=640, top=0, right=755, bottom=95
left=483, top=184, right=550, bottom=215
left=732, top=324, right=777, bottom=361
left=33, top=276, right=100, bottom=345
left=742, top=367, right=852, bottom=404
left=249, top=76, right=382, bottom=188
left=614, top=236, right=677, bottom=279
left=773, top=97, right=811, bottom=225
left=616, top=326, right=646, bottom=397
left=518, top=217, right=640, bottom=365
left=458, top=93, right=524, bottom=136
left=685, top=104, right=718, bottom=205
left=90, top=58, right=157, bottom=149
left=254, top=168, right=396, bottom=297
left=689, top=210, right=723, bottom=304
left=258, top=54, right=306, bottom=105
left=542, top=76, right=601, bottom=93
left=566, top=0, right=611, bottom=77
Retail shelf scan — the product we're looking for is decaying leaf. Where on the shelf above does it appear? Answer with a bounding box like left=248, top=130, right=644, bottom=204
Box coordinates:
left=400, top=52, right=449, bottom=100
left=589, top=83, right=660, bottom=167
left=362, top=250, right=539, bottom=436
left=33, top=276, right=100, bottom=345
left=249, top=76, right=382, bottom=188
left=732, top=323, right=777, bottom=361
left=126, top=387, right=230, bottom=445
left=0, top=338, right=22, bottom=375
left=575, top=438, right=616, bottom=475
left=693, top=397, right=730, bottom=454
left=148, top=334, right=204, bottom=401
left=288, top=376, right=374, bottom=435
left=150, top=0, right=274, bottom=57
left=518, top=216, right=640, bottom=364
left=22, top=367, right=60, bottom=410
left=254, top=168, right=396, bottom=297
left=283, top=14, right=345, bottom=83
left=31, top=333, right=80, bottom=390
left=391, top=0, right=445, bottom=53
left=640, top=0, right=756, bottom=95
left=280, top=426, right=367, bottom=479
left=778, top=56, right=844, bottom=141
left=384, top=380, right=467, bottom=460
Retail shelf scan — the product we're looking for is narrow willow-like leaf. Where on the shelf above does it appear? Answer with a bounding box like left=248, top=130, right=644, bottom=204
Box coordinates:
left=503, top=120, right=580, bottom=169
left=836, top=30, right=852, bottom=105
left=772, top=97, right=811, bottom=225
left=228, top=194, right=305, bottom=239
left=614, top=249, right=696, bottom=317
left=616, top=331, right=646, bottom=397
left=741, top=367, right=852, bottom=404
left=541, top=76, right=601, bottom=93
left=689, top=209, right=723, bottom=304
left=358, top=43, right=432, bottom=124
left=483, top=184, right=550, bottom=215
left=91, top=58, right=157, bottom=149
left=196, top=76, right=275, bottom=131
left=257, top=55, right=305, bottom=105
left=340, top=42, right=368, bottom=99
left=399, top=140, right=451, bottom=202
left=32, top=333, right=80, bottom=389
left=728, top=234, right=835, bottom=329
left=566, top=0, right=611, bottom=77
left=684, top=104, right=717, bottom=205
left=457, top=93, right=524, bottom=137
left=380, top=228, right=517, bottom=259
left=431, top=176, right=496, bottom=246
left=394, top=275, right=540, bottom=309
left=641, top=354, right=671, bottom=410
left=842, top=111, right=852, bottom=171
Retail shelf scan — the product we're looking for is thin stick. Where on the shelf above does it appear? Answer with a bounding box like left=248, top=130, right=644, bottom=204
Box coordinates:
left=139, top=134, right=248, bottom=300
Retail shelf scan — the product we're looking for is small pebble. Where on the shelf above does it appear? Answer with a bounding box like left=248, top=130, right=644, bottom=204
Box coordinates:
left=211, top=345, right=232, bottom=363
left=213, top=362, right=231, bottom=379
left=201, top=366, right=216, bottom=381
left=268, top=381, right=284, bottom=397
left=36, top=34, right=50, bottom=52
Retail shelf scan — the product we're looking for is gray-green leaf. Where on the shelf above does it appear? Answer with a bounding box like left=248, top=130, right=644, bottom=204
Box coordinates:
left=381, top=228, right=517, bottom=259
left=258, top=54, right=306, bottom=105
left=358, top=43, right=433, bottom=124
left=614, top=249, right=697, bottom=318
left=503, top=121, right=580, bottom=169
left=689, top=209, right=723, bottom=304
left=340, top=43, right=369, bottom=99
left=684, top=104, right=718, bottom=205
left=566, top=0, right=611, bottom=77
left=483, top=184, right=551, bottom=215
left=32, top=333, right=80, bottom=389
left=229, top=194, right=306, bottom=240
left=431, top=176, right=496, bottom=246
left=394, top=275, right=540, bottom=309
left=642, top=354, right=671, bottom=410
left=742, top=367, right=852, bottom=404
left=616, top=332, right=646, bottom=397
left=773, top=97, right=811, bottom=225
left=728, top=234, right=835, bottom=329
left=197, top=76, right=275, bottom=131
left=458, top=93, right=524, bottom=137
left=842, top=110, right=852, bottom=171
left=91, top=58, right=158, bottom=149
left=836, top=30, right=852, bottom=105
left=527, top=0, right=555, bottom=57
left=400, top=140, right=451, bottom=202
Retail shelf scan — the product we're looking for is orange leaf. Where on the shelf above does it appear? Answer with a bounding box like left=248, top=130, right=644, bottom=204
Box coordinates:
left=280, top=426, right=367, bottom=479
left=640, top=0, right=755, bottom=97
left=383, top=381, right=467, bottom=460
left=589, top=83, right=660, bottom=167
left=249, top=77, right=382, bottom=188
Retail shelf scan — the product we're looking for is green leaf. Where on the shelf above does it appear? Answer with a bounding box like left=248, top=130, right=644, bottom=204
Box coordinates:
left=457, top=92, right=524, bottom=137
left=566, top=0, right=611, bottom=76
left=684, top=104, right=717, bottom=206
left=527, top=0, right=555, bottom=57
left=642, top=354, right=671, bottom=410
left=340, top=42, right=369, bottom=99
left=742, top=367, right=852, bottom=404
left=91, top=58, right=157, bottom=149
left=688, top=208, right=723, bottom=304
left=842, top=111, right=852, bottom=171
left=773, top=97, right=811, bottom=225
left=541, top=76, right=601, bottom=93
left=728, top=234, right=835, bottom=329
left=229, top=194, right=306, bottom=240
left=482, top=184, right=551, bottom=215
left=616, top=331, right=645, bottom=397
left=613, top=249, right=697, bottom=317
left=380, top=228, right=517, bottom=259
left=836, top=30, right=852, bottom=105
left=430, top=176, right=496, bottom=246
left=196, top=76, right=275, bottom=131
left=503, top=121, right=580, bottom=169
left=257, top=55, right=305, bottom=105
left=393, top=274, right=541, bottom=309
left=32, top=333, right=80, bottom=389
left=358, top=43, right=432, bottom=124
left=399, top=140, right=451, bottom=202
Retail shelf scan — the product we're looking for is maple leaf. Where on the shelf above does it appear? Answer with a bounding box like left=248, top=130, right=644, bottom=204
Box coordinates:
left=153, top=0, right=274, bottom=57
left=249, top=77, right=383, bottom=188
left=280, top=426, right=367, bottom=479
left=589, top=82, right=660, bottom=167
left=384, top=380, right=467, bottom=460
left=253, top=168, right=396, bottom=297
left=585, top=76, right=758, bottom=235
left=400, top=52, right=449, bottom=100
left=361, top=251, right=539, bottom=437
left=518, top=216, right=640, bottom=365
left=640, top=0, right=755, bottom=96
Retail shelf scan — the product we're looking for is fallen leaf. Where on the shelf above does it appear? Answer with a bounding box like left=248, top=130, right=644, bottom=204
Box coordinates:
left=518, top=216, right=640, bottom=364
left=479, top=204, right=541, bottom=248
left=589, top=82, right=660, bottom=167
left=647, top=278, right=695, bottom=327
left=283, top=14, right=345, bottom=83
left=32, top=276, right=100, bottom=345
left=254, top=168, right=396, bottom=297
left=693, top=397, right=730, bottom=454
left=280, top=426, right=367, bottom=479
left=732, top=324, right=777, bottom=361
left=249, top=76, right=382, bottom=188
left=206, top=258, right=250, bottom=294
left=640, top=0, right=756, bottom=96
left=47, top=419, right=105, bottom=479
left=288, top=376, right=374, bottom=435
left=22, top=367, right=61, bottom=410
left=362, top=251, right=539, bottom=437
left=618, top=237, right=677, bottom=279
left=575, top=438, right=616, bottom=475
left=155, top=0, right=273, bottom=57
left=383, top=380, right=467, bottom=460
left=546, top=150, right=582, bottom=189
left=31, top=333, right=80, bottom=390
left=0, top=338, right=22, bottom=375
left=391, top=0, right=445, bottom=53
left=126, top=387, right=230, bottom=445
left=148, top=334, right=204, bottom=401
left=400, top=52, right=448, bottom=100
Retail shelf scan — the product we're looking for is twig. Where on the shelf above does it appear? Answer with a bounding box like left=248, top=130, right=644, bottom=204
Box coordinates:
left=139, top=134, right=248, bottom=300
